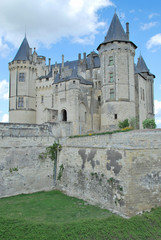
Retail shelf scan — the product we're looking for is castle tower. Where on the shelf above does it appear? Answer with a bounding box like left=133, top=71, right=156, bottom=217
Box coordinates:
left=135, top=55, right=155, bottom=128
left=9, top=36, right=37, bottom=124
left=97, top=13, right=137, bottom=130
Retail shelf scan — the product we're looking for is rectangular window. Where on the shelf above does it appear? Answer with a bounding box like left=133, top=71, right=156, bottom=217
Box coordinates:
left=19, top=73, right=25, bottom=82
left=114, top=114, right=117, bottom=119
left=98, top=96, right=101, bottom=102
left=143, top=89, right=145, bottom=101
left=141, top=88, right=142, bottom=100
left=109, top=56, right=113, bottom=66
left=41, top=96, right=44, bottom=104
left=18, top=97, right=24, bottom=107
left=110, top=88, right=115, bottom=100
left=109, top=72, right=114, bottom=82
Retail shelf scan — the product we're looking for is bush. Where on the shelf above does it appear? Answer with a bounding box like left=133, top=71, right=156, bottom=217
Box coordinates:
left=118, top=119, right=129, bottom=129
left=142, top=118, right=156, bottom=129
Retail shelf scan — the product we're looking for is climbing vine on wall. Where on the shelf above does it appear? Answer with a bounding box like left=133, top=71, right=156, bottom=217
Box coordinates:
left=39, top=141, right=62, bottom=164
left=39, top=141, right=62, bottom=182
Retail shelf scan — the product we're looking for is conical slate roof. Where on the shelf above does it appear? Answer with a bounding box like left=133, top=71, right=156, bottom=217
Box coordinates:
left=97, top=13, right=137, bottom=50
left=136, top=55, right=149, bottom=73
left=104, top=13, right=128, bottom=43
left=13, top=36, right=30, bottom=61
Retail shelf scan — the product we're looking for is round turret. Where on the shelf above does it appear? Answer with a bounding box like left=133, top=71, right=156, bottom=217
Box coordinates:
left=97, top=13, right=137, bottom=130
left=9, top=36, right=37, bottom=124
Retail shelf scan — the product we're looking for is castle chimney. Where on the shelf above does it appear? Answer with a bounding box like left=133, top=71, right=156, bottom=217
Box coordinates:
left=83, top=52, right=86, bottom=61
left=78, top=53, right=81, bottom=62
left=126, top=22, right=129, bottom=40
left=48, top=58, right=51, bottom=72
left=90, top=52, right=94, bottom=68
left=62, top=54, right=64, bottom=69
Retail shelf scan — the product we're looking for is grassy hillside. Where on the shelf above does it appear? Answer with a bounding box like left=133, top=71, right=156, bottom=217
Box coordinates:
left=0, top=190, right=160, bottom=240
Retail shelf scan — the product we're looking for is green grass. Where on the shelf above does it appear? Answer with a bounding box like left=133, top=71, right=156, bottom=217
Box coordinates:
left=69, top=128, right=133, bottom=138
left=0, top=190, right=161, bottom=240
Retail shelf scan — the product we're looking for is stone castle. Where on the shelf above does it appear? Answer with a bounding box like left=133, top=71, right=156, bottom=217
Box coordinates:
left=1, top=13, right=160, bottom=218
left=9, top=13, right=155, bottom=135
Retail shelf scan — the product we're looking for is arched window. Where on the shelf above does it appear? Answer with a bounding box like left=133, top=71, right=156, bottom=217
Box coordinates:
left=62, top=109, right=67, bottom=121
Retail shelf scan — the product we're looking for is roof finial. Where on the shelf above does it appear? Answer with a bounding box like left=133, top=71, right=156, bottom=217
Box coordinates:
left=25, top=24, right=26, bottom=38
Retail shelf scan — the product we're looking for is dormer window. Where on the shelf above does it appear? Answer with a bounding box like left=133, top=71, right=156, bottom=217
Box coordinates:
left=19, top=73, right=25, bottom=82
left=109, top=56, right=113, bottom=66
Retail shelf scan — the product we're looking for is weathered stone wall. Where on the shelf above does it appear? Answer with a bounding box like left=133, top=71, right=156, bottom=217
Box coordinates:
left=0, top=124, right=160, bottom=217
left=57, top=129, right=161, bottom=217
left=0, top=123, right=56, bottom=198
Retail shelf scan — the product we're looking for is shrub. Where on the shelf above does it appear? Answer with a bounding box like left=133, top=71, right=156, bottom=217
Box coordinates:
left=142, top=118, right=156, bottom=129
left=118, top=119, right=129, bottom=129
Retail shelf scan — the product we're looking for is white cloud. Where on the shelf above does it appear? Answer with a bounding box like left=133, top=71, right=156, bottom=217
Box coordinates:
left=0, top=37, right=10, bottom=58
left=129, top=10, right=135, bottom=14
left=1, top=114, right=9, bottom=123
left=140, top=22, right=157, bottom=31
left=0, top=80, right=9, bottom=100
left=154, top=100, right=161, bottom=128
left=148, top=13, right=160, bottom=19
left=147, top=33, right=161, bottom=49
left=154, top=100, right=161, bottom=115
left=0, top=0, right=114, bottom=52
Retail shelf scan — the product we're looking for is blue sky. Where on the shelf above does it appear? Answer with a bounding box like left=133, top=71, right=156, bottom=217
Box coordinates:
left=0, top=0, right=161, bottom=127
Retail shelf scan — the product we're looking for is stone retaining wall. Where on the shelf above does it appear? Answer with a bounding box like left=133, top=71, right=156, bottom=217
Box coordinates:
left=0, top=124, right=160, bottom=217
left=57, top=129, right=161, bottom=217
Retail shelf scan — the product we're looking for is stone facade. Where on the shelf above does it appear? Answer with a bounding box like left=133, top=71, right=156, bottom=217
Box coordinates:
left=0, top=123, right=160, bottom=217
left=8, top=13, right=155, bottom=135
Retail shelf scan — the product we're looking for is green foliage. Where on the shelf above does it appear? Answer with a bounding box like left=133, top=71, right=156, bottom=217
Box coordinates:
left=69, top=128, right=133, bottom=138
left=107, top=177, right=115, bottom=184
left=9, top=166, right=18, bottom=173
left=142, top=118, right=156, bottom=129
left=0, top=190, right=161, bottom=240
left=57, top=164, right=64, bottom=181
left=118, top=119, right=129, bottom=129
left=39, top=141, right=62, bottom=164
